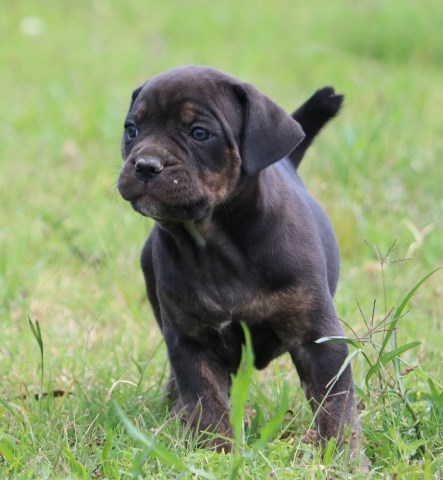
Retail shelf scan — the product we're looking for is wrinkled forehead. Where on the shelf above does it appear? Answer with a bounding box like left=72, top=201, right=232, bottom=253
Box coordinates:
left=131, top=67, right=242, bottom=125
left=147, top=66, right=239, bottom=93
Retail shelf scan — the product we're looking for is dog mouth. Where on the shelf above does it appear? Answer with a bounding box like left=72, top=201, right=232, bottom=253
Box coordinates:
left=118, top=163, right=213, bottom=221
left=130, top=192, right=211, bottom=221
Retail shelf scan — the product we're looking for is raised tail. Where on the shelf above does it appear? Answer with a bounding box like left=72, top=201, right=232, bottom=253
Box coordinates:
left=289, top=86, right=344, bottom=170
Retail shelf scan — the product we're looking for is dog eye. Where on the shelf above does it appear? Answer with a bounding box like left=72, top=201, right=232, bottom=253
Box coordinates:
left=125, top=124, right=138, bottom=140
left=190, top=127, right=212, bottom=141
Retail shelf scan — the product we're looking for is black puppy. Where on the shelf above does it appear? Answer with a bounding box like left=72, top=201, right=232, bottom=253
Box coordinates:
left=118, top=66, right=359, bottom=451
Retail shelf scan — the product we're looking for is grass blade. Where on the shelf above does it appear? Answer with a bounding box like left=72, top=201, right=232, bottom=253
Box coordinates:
left=366, top=341, right=421, bottom=386
left=28, top=317, right=44, bottom=397
left=115, top=402, right=184, bottom=468
left=0, top=436, right=16, bottom=464
left=253, top=386, right=289, bottom=450
left=115, top=402, right=214, bottom=479
left=380, top=341, right=421, bottom=365
left=323, top=437, right=337, bottom=466
left=315, top=335, right=363, bottom=349
left=230, top=323, right=255, bottom=447
left=380, top=269, right=440, bottom=356
left=63, top=447, right=88, bottom=479
left=325, top=348, right=362, bottom=389
left=428, top=378, right=441, bottom=399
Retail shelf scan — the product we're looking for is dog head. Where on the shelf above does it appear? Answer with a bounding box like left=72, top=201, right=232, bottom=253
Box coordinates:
left=118, top=66, right=304, bottom=221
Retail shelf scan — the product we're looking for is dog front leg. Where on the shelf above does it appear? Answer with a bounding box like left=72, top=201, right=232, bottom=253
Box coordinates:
left=165, top=330, right=232, bottom=451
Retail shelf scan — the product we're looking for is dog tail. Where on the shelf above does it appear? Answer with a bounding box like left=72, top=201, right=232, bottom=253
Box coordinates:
left=289, top=87, right=344, bottom=170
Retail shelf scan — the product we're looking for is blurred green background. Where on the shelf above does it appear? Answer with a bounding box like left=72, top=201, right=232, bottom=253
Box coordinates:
left=0, top=0, right=442, bottom=476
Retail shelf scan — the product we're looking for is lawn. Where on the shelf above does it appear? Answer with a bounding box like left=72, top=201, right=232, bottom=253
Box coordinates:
left=1, top=0, right=442, bottom=478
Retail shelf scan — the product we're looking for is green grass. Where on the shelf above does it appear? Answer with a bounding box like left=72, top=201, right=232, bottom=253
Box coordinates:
left=1, top=0, right=442, bottom=478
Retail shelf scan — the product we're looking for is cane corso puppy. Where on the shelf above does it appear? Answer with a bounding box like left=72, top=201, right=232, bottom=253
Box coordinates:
left=118, top=66, right=360, bottom=452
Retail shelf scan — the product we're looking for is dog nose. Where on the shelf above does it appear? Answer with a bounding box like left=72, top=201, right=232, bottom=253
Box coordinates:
left=134, top=156, right=164, bottom=181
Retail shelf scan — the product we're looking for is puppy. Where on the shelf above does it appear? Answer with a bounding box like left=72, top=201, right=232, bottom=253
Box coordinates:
left=118, top=66, right=360, bottom=452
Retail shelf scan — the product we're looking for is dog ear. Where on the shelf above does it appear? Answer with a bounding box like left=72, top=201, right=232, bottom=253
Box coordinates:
left=234, top=83, right=305, bottom=176
left=128, top=85, right=143, bottom=112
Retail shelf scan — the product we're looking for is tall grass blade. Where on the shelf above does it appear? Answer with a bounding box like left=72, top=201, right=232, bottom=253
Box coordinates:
left=315, top=336, right=363, bottom=349
left=365, top=341, right=421, bottom=386
left=326, top=348, right=362, bottom=389
left=379, top=269, right=440, bottom=356
left=28, top=317, right=44, bottom=397
left=230, top=323, right=255, bottom=447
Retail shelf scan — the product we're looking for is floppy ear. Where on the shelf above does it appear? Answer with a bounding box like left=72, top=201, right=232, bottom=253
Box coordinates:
left=128, top=85, right=143, bottom=112
left=234, top=83, right=305, bottom=176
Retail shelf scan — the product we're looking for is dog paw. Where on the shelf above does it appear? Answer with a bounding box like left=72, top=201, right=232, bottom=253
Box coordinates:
left=206, top=436, right=232, bottom=454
